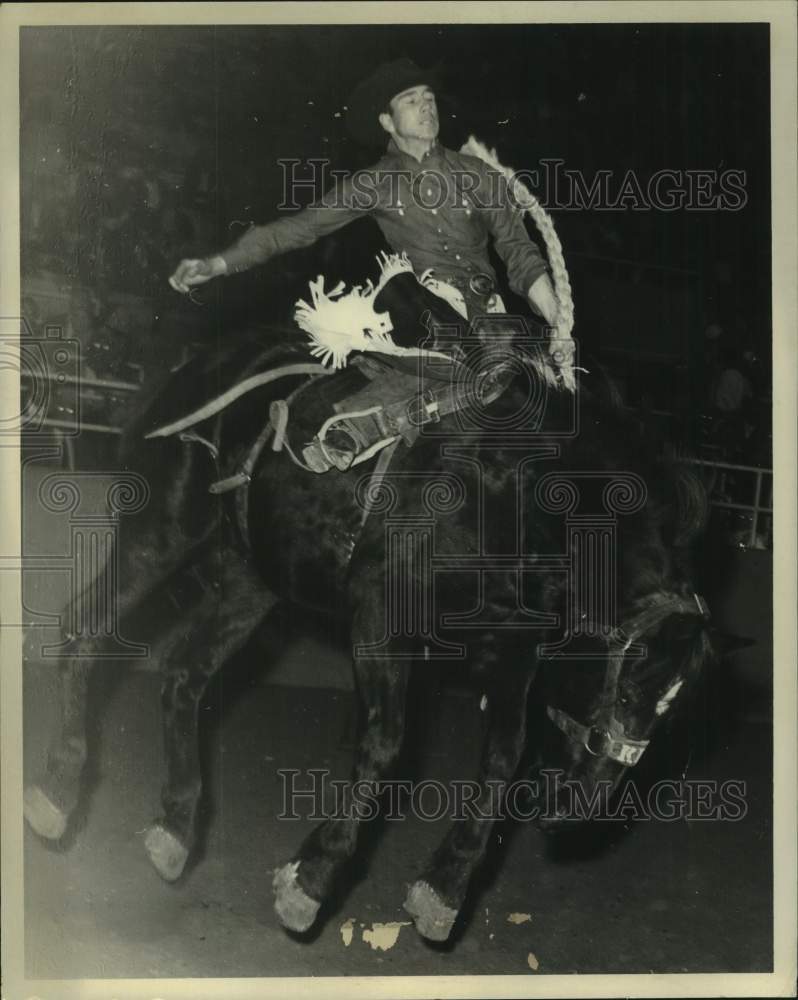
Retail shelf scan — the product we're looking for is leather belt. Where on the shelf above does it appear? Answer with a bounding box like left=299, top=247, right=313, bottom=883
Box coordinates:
left=440, top=271, right=496, bottom=308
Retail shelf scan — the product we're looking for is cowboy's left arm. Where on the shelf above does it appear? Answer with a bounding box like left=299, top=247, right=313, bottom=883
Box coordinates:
left=527, top=273, right=559, bottom=327
left=476, top=164, right=551, bottom=314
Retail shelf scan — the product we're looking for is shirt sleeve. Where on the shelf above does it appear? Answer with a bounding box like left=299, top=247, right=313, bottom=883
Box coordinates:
left=220, top=171, right=376, bottom=274
left=472, top=160, right=549, bottom=299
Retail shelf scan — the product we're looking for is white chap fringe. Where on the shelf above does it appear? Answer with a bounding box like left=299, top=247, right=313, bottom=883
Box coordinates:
left=459, top=135, right=577, bottom=393
left=294, top=251, right=450, bottom=370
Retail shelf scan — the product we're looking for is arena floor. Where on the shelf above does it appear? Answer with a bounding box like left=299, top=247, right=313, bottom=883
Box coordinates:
left=22, top=639, right=772, bottom=979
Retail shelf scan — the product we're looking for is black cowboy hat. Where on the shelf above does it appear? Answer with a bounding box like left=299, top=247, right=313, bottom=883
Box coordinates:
left=346, top=57, right=442, bottom=149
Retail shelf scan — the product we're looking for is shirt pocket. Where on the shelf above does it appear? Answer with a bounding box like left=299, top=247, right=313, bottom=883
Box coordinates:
left=443, top=200, right=487, bottom=251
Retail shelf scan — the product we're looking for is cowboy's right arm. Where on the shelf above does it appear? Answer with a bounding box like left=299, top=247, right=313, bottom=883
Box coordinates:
left=220, top=171, right=375, bottom=274
left=169, top=172, right=375, bottom=292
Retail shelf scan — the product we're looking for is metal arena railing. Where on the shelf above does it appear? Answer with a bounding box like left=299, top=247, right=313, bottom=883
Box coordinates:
left=685, top=457, right=773, bottom=549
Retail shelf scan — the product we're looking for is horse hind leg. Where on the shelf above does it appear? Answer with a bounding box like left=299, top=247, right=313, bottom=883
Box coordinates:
left=23, top=517, right=220, bottom=845
left=143, top=551, right=278, bottom=883
left=23, top=656, right=90, bottom=840
left=23, top=561, right=168, bottom=842
left=23, top=432, right=225, bottom=845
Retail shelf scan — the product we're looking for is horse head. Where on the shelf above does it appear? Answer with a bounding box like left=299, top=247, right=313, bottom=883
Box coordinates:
left=536, top=590, right=713, bottom=829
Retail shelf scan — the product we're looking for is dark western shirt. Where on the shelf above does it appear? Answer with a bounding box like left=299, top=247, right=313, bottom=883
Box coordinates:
left=221, top=139, right=548, bottom=301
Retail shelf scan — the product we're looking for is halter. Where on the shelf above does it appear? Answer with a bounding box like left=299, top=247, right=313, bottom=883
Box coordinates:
left=546, top=591, right=711, bottom=767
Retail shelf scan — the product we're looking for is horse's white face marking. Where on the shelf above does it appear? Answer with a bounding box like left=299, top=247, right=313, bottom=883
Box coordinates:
left=655, top=678, right=684, bottom=716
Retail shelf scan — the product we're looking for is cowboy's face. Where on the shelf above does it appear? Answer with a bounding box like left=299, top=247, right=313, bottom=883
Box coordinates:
left=379, top=84, right=439, bottom=142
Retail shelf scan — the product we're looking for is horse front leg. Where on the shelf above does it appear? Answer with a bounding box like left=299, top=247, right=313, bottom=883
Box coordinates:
left=143, top=551, right=278, bottom=882
left=273, top=619, right=411, bottom=933
left=404, top=644, right=534, bottom=942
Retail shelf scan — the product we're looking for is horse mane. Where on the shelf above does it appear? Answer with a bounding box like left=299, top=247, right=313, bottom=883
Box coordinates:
left=575, top=356, right=709, bottom=549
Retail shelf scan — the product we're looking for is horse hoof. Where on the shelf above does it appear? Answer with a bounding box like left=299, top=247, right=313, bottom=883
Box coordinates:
left=273, top=861, right=321, bottom=933
left=144, top=823, right=189, bottom=882
left=403, top=880, right=458, bottom=942
left=23, top=785, right=68, bottom=840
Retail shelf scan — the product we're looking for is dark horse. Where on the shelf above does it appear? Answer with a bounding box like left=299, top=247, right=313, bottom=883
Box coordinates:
left=23, top=317, right=712, bottom=943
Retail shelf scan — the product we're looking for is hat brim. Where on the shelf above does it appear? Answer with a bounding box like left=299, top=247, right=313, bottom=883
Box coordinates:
left=346, top=61, right=444, bottom=148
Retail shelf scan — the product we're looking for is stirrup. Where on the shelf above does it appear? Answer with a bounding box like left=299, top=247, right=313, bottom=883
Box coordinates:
left=302, top=440, right=355, bottom=473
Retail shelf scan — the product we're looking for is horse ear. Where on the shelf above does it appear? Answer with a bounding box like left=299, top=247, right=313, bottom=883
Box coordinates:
left=660, top=612, right=708, bottom=645
left=706, top=625, right=756, bottom=659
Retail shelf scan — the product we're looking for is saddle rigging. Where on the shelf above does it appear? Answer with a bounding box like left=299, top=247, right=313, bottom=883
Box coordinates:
left=147, top=137, right=579, bottom=524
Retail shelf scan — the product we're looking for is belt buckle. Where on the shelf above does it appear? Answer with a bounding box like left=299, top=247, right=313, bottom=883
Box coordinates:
left=468, top=272, right=494, bottom=297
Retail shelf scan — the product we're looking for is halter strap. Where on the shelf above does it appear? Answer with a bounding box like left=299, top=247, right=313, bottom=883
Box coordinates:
left=546, top=591, right=711, bottom=767
left=546, top=706, right=650, bottom=766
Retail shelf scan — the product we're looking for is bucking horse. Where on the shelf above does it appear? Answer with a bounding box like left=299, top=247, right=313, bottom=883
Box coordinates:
left=22, top=142, right=713, bottom=944
left=22, top=316, right=712, bottom=944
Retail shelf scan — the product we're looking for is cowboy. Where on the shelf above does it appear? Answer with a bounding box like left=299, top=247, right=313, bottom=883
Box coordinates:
left=169, top=58, right=565, bottom=467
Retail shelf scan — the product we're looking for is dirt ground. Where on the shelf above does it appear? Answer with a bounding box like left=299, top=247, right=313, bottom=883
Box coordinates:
left=22, top=634, right=772, bottom=980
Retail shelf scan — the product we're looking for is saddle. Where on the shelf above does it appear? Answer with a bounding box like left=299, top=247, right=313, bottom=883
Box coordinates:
left=276, top=262, right=521, bottom=473
left=145, top=259, right=540, bottom=551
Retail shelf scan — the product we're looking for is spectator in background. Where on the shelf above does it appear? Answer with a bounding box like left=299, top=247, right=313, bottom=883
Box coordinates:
left=707, top=339, right=756, bottom=461
left=712, top=349, right=753, bottom=415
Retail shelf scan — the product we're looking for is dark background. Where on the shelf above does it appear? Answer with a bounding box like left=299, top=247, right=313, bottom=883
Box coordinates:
left=20, top=23, right=771, bottom=422
left=18, top=24, right=776, bottom=976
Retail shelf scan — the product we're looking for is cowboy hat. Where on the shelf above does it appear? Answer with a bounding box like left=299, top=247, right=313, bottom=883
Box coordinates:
left=346, top=57, right=441, bottom=148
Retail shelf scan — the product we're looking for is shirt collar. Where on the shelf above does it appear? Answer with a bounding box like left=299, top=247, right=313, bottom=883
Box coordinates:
left=383, top=137, right=445, bottom=171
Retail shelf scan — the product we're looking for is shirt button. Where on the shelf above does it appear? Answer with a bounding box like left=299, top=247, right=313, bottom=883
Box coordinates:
left=443, top=243, right=449, bottom=251
left=455, top=253, right=462, bottom=261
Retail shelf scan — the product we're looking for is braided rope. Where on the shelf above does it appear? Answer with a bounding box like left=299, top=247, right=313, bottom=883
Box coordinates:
left=460, top=136, right=576, bottom=391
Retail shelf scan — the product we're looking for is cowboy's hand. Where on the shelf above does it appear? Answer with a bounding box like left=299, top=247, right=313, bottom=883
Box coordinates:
left=549, top=337, right=576, bottom=367
left=169, top=256, right=227, bottom=294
